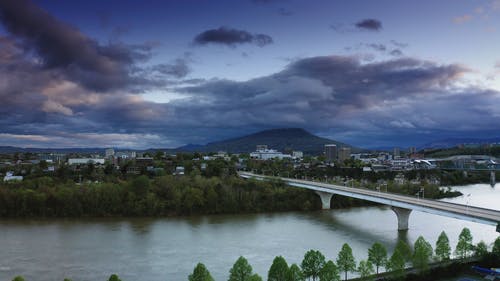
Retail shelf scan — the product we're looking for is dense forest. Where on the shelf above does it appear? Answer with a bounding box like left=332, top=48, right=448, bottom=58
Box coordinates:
left=0, top=174, right=326, bottom=217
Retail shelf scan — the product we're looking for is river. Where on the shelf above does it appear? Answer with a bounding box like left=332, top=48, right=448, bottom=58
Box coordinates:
left=0, top=184, right=498, bottom=281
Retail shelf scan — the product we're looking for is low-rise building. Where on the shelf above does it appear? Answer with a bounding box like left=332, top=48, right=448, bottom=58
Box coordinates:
left=68, top=158, right=105, bottom=165
left=3, top=171, right=23, bottom=182
left=250, top=146, right=291, bottom=160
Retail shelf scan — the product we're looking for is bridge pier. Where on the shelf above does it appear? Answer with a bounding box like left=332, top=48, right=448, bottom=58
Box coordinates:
left=391, top=206, right=412, bottom=231
left=491, top=171, right=496, bottom=186
left=315, top=191, right=333, bottom=210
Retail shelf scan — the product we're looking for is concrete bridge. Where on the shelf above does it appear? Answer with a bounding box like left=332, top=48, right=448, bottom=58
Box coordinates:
left=238, top=172, right=500, bottom=232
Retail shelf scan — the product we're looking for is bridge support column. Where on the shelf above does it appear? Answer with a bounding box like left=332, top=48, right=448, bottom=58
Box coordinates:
left=391, top=206, right=412, bottom=231
left=490, top=171, right=496, bottom=186
left=315, top=191, right=333, bottom=210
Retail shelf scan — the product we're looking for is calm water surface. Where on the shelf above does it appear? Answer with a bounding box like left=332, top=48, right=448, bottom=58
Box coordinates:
left=0, top=184, right=498, bottom=281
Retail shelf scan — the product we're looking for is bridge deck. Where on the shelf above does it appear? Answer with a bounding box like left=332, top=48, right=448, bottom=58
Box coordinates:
left=239, top=172, right=500, bottom=227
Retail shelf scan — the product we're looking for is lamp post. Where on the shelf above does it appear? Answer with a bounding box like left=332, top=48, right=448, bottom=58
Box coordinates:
left=466, top=193, right=471, bottom=214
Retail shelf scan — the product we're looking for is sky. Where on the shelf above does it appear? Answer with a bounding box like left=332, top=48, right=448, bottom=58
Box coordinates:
left=1, top=0, right=500, bottom=149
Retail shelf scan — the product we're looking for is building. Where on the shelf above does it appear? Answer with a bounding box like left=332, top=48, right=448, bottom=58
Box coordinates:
left=292, top=151, right=303, bottom=159
left=338, top=147, right=351, bottom=162
left=324, top=144, right=338, bottom=162
left=68, top=158, right=105, bottom=165
left=408, top=147, right=417, bottom=154
left=175, top=166, right=185, bottom=175
left=3, top=171, right=23, bottom=182
left=393, top=147, right=400, bottom=158
left=391, top=158, right=412, bottom=171
left=250, top=145, right=291, bottom=160
left=105, top=148, right=115, bottom=158
left=256, top=145, right=268, bottom=151
left=38, top=153, right=66, bottom=163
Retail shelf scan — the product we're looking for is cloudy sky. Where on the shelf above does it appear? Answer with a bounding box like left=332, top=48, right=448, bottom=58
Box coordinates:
left=1, top=0, right=500, bottom=149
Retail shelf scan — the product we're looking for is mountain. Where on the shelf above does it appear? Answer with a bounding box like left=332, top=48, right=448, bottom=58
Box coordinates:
left=0, top=146, right=105, bottom=154
left=419, top=137, right=500, bottom=149
left=176, top=128, right=358, bottom=155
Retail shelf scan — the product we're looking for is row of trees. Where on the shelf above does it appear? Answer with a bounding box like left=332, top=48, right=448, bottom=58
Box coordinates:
left=188, top=228, right=500, bottom=281
left=9, top=232, right=500, bottom=281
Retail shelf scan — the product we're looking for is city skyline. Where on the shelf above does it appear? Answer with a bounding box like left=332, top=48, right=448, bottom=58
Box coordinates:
left=1, top=0, right=500, bottom=149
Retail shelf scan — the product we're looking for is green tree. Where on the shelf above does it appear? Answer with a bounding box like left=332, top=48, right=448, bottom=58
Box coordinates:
left=108, top=274, right=122, bottom=281
left=301, top=249, right=326, bottom=281
left=435, top=231, right=451, bottom=261
left=336, top=243, right=356, bottom=281
left=455, top=227, right=473, bottom=259
left=229, top=256, right=253, bottom=281
left=474, top=241, right=488, bottom=258
left=387, top=250, right=405, bottom=281
left=63, top=279, right=73, bottom=281
left=493, top=236, right=500, bottom=256
left=287, top=264, right=304, bottom=281
left=395, top=240, right=412, bottom=263
left=412, top=236, right=433, bottom=273
left=189, top=263, right=215, bottom=281
left=248, top=274, right=263, bottom=281
left=357, top=260, right=374, bottom=281
left=268, top=256, right=289, bottom=281
left=12, top=277, right=25, bottom=281
left=367, top=242, right=387, bottom=275
left=318, top=260, right=340, bottom=281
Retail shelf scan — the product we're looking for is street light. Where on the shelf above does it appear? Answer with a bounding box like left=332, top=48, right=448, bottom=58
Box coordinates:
left=466, top=193, right=471, bottom=214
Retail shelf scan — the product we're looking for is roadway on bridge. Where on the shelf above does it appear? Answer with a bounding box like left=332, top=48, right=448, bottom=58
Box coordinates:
left=238, top=172, right=500, bottom=228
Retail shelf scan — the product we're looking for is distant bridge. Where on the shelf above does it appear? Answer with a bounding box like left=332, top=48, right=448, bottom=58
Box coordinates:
left=238, top=172, right=500, bottom=232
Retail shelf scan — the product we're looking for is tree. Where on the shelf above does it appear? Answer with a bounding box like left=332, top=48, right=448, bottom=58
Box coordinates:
left=412, top=236, right=433, bottom=273
left=474, top=241, right=488, bottom=258
left=11, top=277, right=25, bottom=281
left=367, top=242, right=387, bottom=275
left=229, top=256, right=253, bottom=281
left=357, top=260, right=374, bottom=281
left=387, top=250, right=405, bottom=281
left=268, top=256, right=289, bottom=281
left=108, top=274, right=122, bottom=281
left=287, top=264, right=304, bottom=281
left=248, top=274, right=263, bottom=281
left=301, top=249, right=326, bottom=281
left=336, top=243, right=356, bottom=281
left=395, top=240, right=412, bottom=263
left=455, top=227, right=473, bottom=259
left=435, top=231, right=451, bottom=261
left=493, top=236, right=500, bottom=256
left=189, top=263, right=215, bottom=281
left=319, top=260, right=340, bottom=281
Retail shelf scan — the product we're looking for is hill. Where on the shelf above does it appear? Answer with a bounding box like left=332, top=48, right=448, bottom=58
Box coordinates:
left=176, top=128, right=358, bottom=155
left=419, top=137, right=500, bottom=150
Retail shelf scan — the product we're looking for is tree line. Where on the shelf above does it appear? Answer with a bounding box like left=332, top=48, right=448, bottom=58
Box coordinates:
left=0, top=175, right=325, bottom=217
left=11, top=228, right=500, bottom=281
left=186, top=228, right=499, bottom=281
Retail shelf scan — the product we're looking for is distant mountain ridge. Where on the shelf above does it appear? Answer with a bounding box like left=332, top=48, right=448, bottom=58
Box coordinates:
left=176, top=128, right=358, bottom=154
left=0, top=128, right=357, bottom=155
left=419, top=137, right=500, bottom=149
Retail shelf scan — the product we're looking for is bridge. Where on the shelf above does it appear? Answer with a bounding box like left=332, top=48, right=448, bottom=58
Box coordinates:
left=238, top=172, right=500, bottom=232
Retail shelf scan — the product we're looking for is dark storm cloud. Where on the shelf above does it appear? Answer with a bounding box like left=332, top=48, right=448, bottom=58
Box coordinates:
left=193, top=27, right=273, bottom=47
left=0, top=0, right=160, bottom=92
left=355, top=19, right=383, bottom=31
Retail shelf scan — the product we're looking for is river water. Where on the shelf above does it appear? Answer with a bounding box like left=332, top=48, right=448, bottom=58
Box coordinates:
left=0, top=184, right=498, bottom=281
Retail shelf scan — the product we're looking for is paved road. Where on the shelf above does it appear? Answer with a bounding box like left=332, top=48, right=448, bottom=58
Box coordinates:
left=238, top=172, right=500, bottom=229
